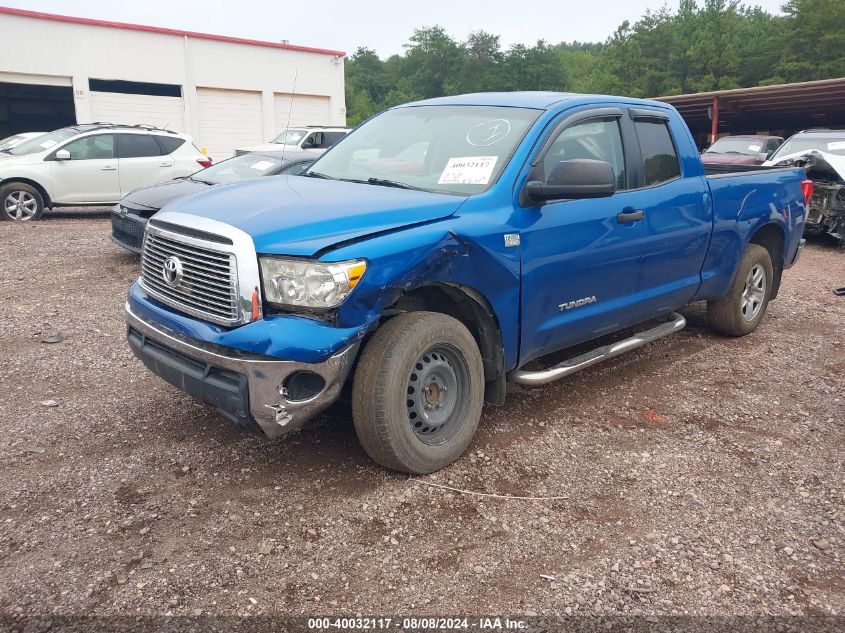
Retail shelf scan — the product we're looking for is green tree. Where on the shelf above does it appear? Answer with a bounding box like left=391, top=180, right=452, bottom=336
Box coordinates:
left=460, top=30, right=503, bottom=93
left=773, top=0, right=845, bottom=82
left=341, top=1, right=845, bottom=122
left=500, top=40, right=569, bottom=91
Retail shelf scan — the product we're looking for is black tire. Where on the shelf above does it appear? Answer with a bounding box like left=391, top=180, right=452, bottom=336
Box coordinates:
left=707, top=244, right=774, bottom=337
left=352, top=311, right=485, bottom=474
left=0, top=182, right=45, bottom=221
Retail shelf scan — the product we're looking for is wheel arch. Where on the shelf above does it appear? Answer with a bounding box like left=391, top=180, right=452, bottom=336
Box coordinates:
left=747, top=222, right=785, bottom=299
left=1, top=177, right=52, bottom=209
left=385, top=282, right=506, bottom=405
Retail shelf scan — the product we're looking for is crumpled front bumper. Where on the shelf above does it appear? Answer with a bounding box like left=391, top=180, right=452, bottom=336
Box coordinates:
left=125, top=303, right=359, bottom=438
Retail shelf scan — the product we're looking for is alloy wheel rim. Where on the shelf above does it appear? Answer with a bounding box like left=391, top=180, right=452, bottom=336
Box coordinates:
left=4, top=191, right=37, bottom=220
left=406, top=344, right=470, bottom=446
left=740, top=263, right=766, bottom=321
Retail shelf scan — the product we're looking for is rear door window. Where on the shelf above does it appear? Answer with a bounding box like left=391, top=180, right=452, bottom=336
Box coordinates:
left=324, top=131, right=347, bottom=147
left=633, top=120, right=681, bottom=186
left=118, top=134, right=163, bottom=158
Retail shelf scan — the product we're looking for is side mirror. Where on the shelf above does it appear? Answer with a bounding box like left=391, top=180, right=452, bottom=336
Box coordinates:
left=54, top=149, right=71, bottom=161
left=523, top=159, right=616, bottom=204
left=757, top=151, right=772, bottom=162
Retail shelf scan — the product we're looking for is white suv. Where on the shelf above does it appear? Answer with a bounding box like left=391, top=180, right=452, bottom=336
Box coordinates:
left=234, top=126, right=349, bottom=156
left=0, top=124, right=211, bottom=221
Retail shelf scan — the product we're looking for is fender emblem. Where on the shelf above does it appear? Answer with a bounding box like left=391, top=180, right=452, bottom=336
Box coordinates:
left=559, top=296, right=597, bottom=311
left=504, top=233, right=520, bottom=247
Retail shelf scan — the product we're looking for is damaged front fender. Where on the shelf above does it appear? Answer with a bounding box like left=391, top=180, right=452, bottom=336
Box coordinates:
left=326, top=214, right=522, bottom=370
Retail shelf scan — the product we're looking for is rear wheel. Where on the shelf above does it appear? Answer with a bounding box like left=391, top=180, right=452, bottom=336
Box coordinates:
left=352, top=311, right=484, bottom=473
left=707, top=244, right=774, bottom=337
left=1, top=182, right=45, bottom=221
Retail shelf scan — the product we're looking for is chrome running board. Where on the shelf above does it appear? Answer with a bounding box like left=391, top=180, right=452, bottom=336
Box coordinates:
left=508, top=312, right=686, bottom=386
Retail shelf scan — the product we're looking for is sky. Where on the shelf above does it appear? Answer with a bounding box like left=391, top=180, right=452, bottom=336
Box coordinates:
left=4, top=0, right=788, bottom=57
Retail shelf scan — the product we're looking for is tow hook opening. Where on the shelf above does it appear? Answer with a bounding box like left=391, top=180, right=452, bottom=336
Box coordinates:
left=282, top=371, right=326, bottom=402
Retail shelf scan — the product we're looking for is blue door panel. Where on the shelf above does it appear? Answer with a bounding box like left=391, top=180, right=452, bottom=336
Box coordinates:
left=624, top=177, right=711, bottom=316
left=518, top=192, right=647, bottom=364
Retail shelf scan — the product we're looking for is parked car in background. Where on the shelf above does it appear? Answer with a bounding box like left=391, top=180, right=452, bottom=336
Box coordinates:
left=0, top=124, right=210, bottom=221
left=0, top=131, right=46, bottom=153
left=111, top=151, right=315, bottom=253
left=125, top=92, right=809, bottom=474
left=234, top=126, right=349, bottom=156
left=764, top=129, right=845, bottom=245
left=701, top=135, right=783, bottom=166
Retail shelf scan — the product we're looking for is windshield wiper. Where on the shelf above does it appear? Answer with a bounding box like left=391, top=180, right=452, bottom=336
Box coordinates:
left=191, top=178, right=216, bottom=185
left=303, top=171, right=334, bottom=180
left=364, top=178, right=429, bottom=191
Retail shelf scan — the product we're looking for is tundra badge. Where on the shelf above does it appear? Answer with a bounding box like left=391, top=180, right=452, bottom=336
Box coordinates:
left=559, top=296, right=597, bottom=311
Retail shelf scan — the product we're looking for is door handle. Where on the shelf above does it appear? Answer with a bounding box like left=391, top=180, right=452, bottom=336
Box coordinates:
left=617, top=209, right=645, bottom=223
left=158, top=162, right=173, bottom=167
left=101, top=165, right=117, bottom=171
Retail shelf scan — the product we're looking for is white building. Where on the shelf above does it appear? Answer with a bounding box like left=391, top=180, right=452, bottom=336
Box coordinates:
left=0, top=6, right=346, bottom=159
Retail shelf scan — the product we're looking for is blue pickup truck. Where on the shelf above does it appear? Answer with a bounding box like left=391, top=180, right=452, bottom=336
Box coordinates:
left=126, top=92, right=810, bottom=473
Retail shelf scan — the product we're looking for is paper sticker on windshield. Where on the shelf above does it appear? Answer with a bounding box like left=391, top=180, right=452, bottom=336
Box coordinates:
left=466, top=120, right=511, bottom=147
left=748, top=144, right=761, bottom=152
left=828, top=141, right=845, bottom=151
left=250, top=160, right=275, bottom=170
left=40, top=140, right=57, bottom=149
left=438, top=156, right=498, bottom=185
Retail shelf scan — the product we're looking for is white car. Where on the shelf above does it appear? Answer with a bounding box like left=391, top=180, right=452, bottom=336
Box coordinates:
left=234, top=126, right=349, bottom=156
left=0, top=132, right=46, bottom=152
left=0, top=124, right=211, bottom=221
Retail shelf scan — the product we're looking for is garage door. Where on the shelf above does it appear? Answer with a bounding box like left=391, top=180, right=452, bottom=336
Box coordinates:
left=90, top=91, right=185, bottom=132
left=0, top=79, right=75, bottom=137
left=273, top=94, right=331, bottom=132
left=197, top=88, right=263, bottom=160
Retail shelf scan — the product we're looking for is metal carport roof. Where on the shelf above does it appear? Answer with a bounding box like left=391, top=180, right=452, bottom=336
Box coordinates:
left=654, top=77, right=845, bottom=143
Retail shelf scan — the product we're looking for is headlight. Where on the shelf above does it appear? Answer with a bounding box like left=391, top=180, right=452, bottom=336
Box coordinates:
left=259, top=257, right=366, bottom=309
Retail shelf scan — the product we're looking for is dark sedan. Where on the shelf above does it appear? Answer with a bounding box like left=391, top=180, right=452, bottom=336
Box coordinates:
left=111, top=151, right=314, bottom=253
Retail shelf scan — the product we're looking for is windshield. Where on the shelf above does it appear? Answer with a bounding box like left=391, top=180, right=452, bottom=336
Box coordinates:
left=190, top=153, right=283, bottom=184
left=0, top=134, right=25, bottom=151
left=7, top=128, right=77, bottom=155
left=770, top=135, right=845, bottom=160
left=271, top=129, right=308, bottom=146
left=306, top=105, right=541, bottom=195
left=705, top=137, right=765, bottom=156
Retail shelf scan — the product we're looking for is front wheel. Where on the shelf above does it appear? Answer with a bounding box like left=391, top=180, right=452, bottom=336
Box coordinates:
left=1, top=182, right=45, bottom=221
left=352, top=311, right=485, bottom=473
left=707, top=244, right=774, bottom=337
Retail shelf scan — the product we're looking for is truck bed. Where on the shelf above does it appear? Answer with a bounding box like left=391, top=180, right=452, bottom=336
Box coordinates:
left=704, top=163, right=791, bottom=177
left=696, top=164, right=807, bottom=302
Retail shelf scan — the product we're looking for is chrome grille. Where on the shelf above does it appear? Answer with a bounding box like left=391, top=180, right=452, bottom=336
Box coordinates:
left=140, top=228, right=239, bottom=325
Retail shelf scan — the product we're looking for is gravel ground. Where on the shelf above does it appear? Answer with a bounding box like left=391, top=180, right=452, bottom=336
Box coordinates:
left=1, top=209, right=843, bottom=624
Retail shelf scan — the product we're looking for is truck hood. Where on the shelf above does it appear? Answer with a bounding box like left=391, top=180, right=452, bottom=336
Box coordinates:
left=157, top=175, right=467, bottom=256
left=121, top=178, right=211, bottom=216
